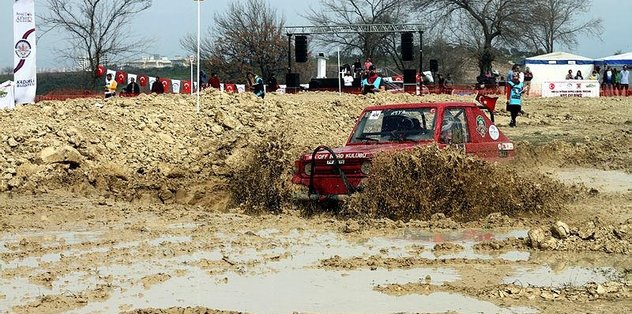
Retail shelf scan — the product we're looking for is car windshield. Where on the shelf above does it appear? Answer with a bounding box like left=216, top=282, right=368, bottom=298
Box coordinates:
left=349, top=107, right=436, bottom=144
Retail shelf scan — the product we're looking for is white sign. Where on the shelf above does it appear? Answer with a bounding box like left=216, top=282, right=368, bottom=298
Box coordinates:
left=488, top=125, right=499, bottom=140
left=13, top=0, right=37, bottom=104
left=0, top=81, right=16, bottom=109
left=542, top=80, right=600, bottom=98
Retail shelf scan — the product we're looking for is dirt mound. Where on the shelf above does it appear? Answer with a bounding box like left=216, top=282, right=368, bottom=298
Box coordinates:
left=0, top=90, right=390, bottom=203
left=344, top=146, right=570, bottom=221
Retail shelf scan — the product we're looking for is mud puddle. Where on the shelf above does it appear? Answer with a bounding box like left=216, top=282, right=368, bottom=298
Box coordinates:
left=504, top=265, right=621, bottom=288
left=549, top=168, right=632, bottom=193
left=0, top=227, right=624, bottom=313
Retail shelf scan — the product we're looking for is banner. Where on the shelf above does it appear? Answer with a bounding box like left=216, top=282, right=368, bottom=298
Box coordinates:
left=542, top=80, right=600, bottom=98
left=0, top=81, right=16, bottom=110
left=13, top=0, right=37, bottom=104
left=171, top=79, right=181, bottom=93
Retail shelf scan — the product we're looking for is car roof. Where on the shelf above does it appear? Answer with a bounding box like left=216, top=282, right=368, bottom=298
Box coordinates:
left=362, top=102, right=477, bottom=112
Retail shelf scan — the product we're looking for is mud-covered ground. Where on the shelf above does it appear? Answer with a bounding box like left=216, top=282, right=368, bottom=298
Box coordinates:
left=1, top=90, right=631, bottom=313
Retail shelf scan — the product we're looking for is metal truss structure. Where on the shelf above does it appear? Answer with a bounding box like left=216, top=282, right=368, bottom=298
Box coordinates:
left=285, top=24, right=424, bottom=35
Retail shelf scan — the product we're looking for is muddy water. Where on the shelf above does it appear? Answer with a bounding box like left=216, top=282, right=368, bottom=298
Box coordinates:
left=1, top=225, right=624, bottom=313
left=550, top=168, right=632, bottom=193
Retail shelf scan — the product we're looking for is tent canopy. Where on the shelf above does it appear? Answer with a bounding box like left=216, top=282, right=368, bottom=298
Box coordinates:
left=525, top=51, right=594, bottom=65
left=595, top=52, right=632, bottom=66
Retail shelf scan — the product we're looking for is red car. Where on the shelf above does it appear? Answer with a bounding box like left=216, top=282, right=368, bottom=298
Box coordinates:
left=291, top=99, right=514, bottom=199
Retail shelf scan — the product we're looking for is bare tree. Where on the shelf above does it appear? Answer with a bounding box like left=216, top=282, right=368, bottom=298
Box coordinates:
left=181, top=0, right=287, bottom=83
left=304, top=0, right=412, bottom=63
left=41, top=0, right=151, bottom=86
left=522, top=0, right=602, bottom=53
left=412, top=0, right=530, bottom=75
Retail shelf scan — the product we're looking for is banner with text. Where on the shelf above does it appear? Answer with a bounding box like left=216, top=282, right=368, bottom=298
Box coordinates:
left=542, top=80, right=600, bottom=98
left=13, top=0, right=37, bottom=104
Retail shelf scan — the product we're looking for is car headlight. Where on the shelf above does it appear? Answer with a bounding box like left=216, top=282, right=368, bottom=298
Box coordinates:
left=304, top=163, right=312, bottom=175
left=360, top=161, right=371, bottom=175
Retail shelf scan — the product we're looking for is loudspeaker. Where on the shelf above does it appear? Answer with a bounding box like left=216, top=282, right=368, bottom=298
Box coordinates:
left=286, top=73, right=300, bottom=87
left=401, top=32, right=414, bottom=61
left=295, top=35, right=308, bottom=63
left=403, top=69, right=417, bottom=84
left=429, top=59, right=439, bottom=72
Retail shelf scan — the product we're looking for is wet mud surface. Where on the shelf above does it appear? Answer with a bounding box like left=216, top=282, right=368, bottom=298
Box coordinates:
left=1, top=92, right=631, bottom=313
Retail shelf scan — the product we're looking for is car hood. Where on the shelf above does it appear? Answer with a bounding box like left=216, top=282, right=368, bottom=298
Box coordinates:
left=301, top=142, right=428, bottom=161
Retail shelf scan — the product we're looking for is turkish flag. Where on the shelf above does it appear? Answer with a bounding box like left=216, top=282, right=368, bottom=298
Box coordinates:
left=138, top=74, right=149, bottom=87
left=115, top=71, right=127, bottom=84
left=96, top=65, right=106, bottom=77
left=225, top=83, right=236, bottom=93
left=160, top=78, right=171, bottom=93
left=182, top=80, right=191, bottom=93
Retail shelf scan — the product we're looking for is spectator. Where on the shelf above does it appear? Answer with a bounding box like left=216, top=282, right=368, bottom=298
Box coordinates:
left=151, top=77, right=165, bottom=94
left=253, top=74, right=265, bottom=98
left=352, top=58, right=362, bottom=77
left=267, top=74, right=279, bottom=92
left=343, top=72, right=354, bottom=87
left=523, top=67, right=534, bottom=95
left=199, top=70, right=208, bottom=89
left=245, top=72, right=255, bottom=92
left=364, top=58, right=373, bottom=71
left=361, top=65, right=383, bottom=95
left=620, top=65, right=629, bottom=96
left=507, top=73, right=525, bottom=128
left=603, top=66, right=614, bottom=95
left=613, top=68, right=621, bottom=96
left=565, top=69, right=574, bottom=80
left=574, top=70, right=584, bottom=80
left=104, top=73, right=117, bottom=98
left=208, top=72, right=220, bottom=89
left=588, top=70, right=599, bottom=80
left=125, top=77, right=140, bottom=95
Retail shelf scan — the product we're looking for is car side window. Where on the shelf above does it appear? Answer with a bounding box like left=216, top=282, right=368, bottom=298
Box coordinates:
left=440, top=108, right=470, bottom=144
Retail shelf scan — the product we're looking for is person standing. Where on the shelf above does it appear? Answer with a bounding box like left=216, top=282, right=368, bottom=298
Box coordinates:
left=125, top=77, right=140, bottom=95
left=208, top=72, right=221, bottom=89
left=507, top=73, right=524, bottom=128
left=104, top=73, right=117, bottom=98
left=523, top=67, right=534, bottom=95
left=352, top=58, right=362, bottom=77
left=565, top=69, right=574, bottom=80
left=151, top=77, right=165, bottom=94
left=620, top=65, right=630, bottom=96
left=603, top=66, right=613, bottom=96
left=253, top=74, right=265, bottom=98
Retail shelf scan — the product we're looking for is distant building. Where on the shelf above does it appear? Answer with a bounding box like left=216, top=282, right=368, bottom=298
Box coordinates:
left=125, top=55, right=173, bottom=69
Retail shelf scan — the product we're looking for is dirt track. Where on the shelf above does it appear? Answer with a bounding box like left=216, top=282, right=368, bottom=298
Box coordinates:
left=1, top=90, right=631, bottom=313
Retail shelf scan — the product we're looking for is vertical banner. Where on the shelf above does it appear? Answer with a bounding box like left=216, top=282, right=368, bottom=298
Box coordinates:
left=13, top=0, right=37, bottom=104
left=0, top=81, right=16, bottom=109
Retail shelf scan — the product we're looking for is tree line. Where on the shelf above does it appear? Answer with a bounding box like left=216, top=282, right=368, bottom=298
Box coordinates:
left=40, top=0, right=602, bottom=86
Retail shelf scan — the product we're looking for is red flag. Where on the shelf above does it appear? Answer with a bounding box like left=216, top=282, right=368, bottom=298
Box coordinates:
left=115, top=71, right=127, bottom=84
left=182, top=80, right=191, bottom=94
left=160, top=78, right=171, bottom=93
left=138, top=74, right=149, bottom=87
left=225, top=83, right=236, bottom=93
left=96, top=65, right=106, bottom=77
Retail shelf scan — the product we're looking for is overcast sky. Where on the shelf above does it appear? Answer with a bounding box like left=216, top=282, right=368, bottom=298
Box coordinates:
left=1, top=0, right=631, bottom=70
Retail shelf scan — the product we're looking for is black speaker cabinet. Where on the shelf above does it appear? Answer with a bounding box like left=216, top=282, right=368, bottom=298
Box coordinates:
left=401, top=32, right=414, bottom=61
left=403, top=69, right=417, bottom=83
left=286, top=73, right=300, bottom=87
left=295, top=35, right=308, bottom=63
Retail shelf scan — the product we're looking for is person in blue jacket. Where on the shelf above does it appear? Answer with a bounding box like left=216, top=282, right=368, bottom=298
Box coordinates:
left=361, top=65, right=383, bottom=95
left=507, top=73, right=525, bottom=127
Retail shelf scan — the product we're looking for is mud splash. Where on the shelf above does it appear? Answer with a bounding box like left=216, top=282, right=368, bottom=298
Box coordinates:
left=344, top=146, right=571, bottom=221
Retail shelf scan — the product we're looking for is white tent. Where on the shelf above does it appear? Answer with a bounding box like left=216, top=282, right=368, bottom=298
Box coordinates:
left=524, top=52, right=595, bottom=96
left=596, top=52, right=632, bottom=66
left=0, top=80, right=16, bottom=110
